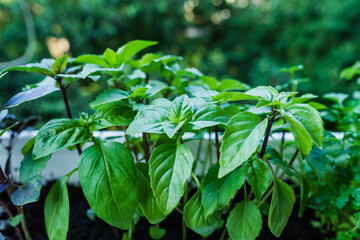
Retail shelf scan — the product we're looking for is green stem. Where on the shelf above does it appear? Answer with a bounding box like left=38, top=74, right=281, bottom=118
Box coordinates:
left=195, top=139, right=203, bottom=161
left=122, top=127, right=131, bottom=150
left=191, top=172, right=201, bottom=188
left=257, top=186, right=274, bottom=208
left=182, top=182, right=188, bottom=240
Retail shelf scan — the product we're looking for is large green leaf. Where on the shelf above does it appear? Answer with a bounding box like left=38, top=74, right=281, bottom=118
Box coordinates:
left=189, top=103, right=229, bottom=129
left=243, top=158, right=271, bottom=201
left=212, top=92, right=259, bottom=104
left=226, top=200, right=262, bottom=240
left=268, top=178, right=295, bottom=237
left=73, top=54, right=108, bottom=67
left=116, top=40, right=158, bottom=64
left=183, top=190, right=222, bottom=237
left=149, top=143, right=194, bottom=215
left=33, top=119, right=92, bottom=159
left=245, top=86, right=278, bottom=102
left=90, top=89, right=129, bottom=108
left=90, top=102, right=135, bottom=130
left=169, top=95, right=193, bottom=124
left=1, top=86, right=58, bottom=110
left=126, top=106, right=169, bottom=134
left=20, top=147, right=51, bottom=183
left=282, top=104, right=323, bottom=156
left=79, top=63, right=124, bottom=78
left=217, top=79, right=250, bottom=91
left=201, top=163, right=245, bottom=217
left=44, top=173, right=71, bottom=240
left=11, top=176, right=42, bottom=206
left=3, top=59, right=54, bottom=76
left=136, top=163, right=165, bottom=224
left=78, top=141, right=138, bottom=229
left=219, top=112, right=268, bottom=178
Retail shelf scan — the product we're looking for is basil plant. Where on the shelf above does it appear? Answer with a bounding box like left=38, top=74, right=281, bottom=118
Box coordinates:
left=1, top=40, right=324, bottom=240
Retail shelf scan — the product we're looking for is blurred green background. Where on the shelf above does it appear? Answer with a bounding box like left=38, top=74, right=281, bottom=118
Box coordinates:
left=1, top=0, right=359, bottom=122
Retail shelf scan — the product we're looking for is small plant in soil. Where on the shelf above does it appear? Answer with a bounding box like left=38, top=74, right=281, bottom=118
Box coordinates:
left=0, top=40, right=325, bottom=240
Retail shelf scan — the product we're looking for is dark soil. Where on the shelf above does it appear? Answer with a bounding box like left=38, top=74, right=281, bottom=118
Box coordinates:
left=0, top=182, right=328, bottom=240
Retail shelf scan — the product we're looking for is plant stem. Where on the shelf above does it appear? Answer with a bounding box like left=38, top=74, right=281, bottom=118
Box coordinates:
left=259, top=117, right=274, bottom=159
left=19, top=206, right=32, bottom=240
left=122, top=127, right=131, bottom=150
left=182, top=182, right=188, bottom=240
left=214, top=126, right=220, bottom=161
left=257, top=186, right=274, bottom=208
left=195, top=139, right=203, bottom=161
left=59, top=85, right=82, bottom=155
left=142, top=133, right=150, bottom=162
left=280, top=129, right=285, bottom=157
left=191, top=172, right=201, bottom=188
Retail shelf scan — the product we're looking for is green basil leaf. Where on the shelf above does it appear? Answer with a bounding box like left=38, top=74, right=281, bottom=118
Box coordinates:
left=200, top=75, right=218, bottom=90
left=1, top=86, right=58, bottom=110
left=162, top=120, right=186, bottom=138
left=9, top=214, right=23, bottom=227
left=149, top=143, right=194, bottom=215
left=243, top=158, right=271, bottom=201
left=282, top=104, right=323, bottom=156
left=136, top=163, right=165, bottom=224
left=219, top=112, right=268, bottom=178
left=212, top=92, right=259, bottom=104
left=3, top=59, right=54, bottom=76
left=103, top=48, right=118, bottom=67
left=90, top=89, right=129, bottom=108
left=245, top=86, right=278, bottom=102
left=183, top=190, right=222, bottom=237
left=44, top=174, right=71, bottom=240
left=306, top=146, right=334, bottom=186
left=78, top=141, right=138, bottom=229
left=79, top=63, right=124, bottom=78
left=169, top=95, right=193, bottom=124
left=73, top=54, right=108, bottom=67
left=149, top=226, right=166, bottom=239
left=226, top=200, right=262, bottom=240
left=126, top=106, right=169, bottom=134
left=33, top=119, right=92, bottom=159
left=176, top=67, right=203, bottom=77
left=189, top=103, right=229, bottom=130
left=217, top=79, right=250, bottom=91
left=268, top=178, right=295, bottom=237
left=116, top=40, right=158, bottom=64
left=21, top=137, right=36, bottom=156
left=11, top=176, right=42, bottom=206
left=128, top=86, right=148, bottom=101
left=51, top=54, right=68, bottom=75
left=323, top=92, right=349, bottom=106
left=201, top=163, right=245, bottom=217
left=20, top=147, right=50, bottom=183
left=90, top=102, right=135, bottom=130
